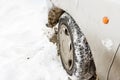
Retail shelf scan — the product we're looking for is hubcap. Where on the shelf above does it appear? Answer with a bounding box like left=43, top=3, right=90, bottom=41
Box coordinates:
left=59, top=24, right=73, bottom=71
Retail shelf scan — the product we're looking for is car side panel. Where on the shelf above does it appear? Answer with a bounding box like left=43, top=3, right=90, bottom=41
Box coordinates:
left=51, top=0, right=120, bottom=80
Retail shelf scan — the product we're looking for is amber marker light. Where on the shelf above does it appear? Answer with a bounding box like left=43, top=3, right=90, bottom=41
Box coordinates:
left=103, top=17, right=109, bottom=24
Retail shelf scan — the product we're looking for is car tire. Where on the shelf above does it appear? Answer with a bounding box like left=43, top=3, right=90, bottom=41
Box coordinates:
left=58, top=13, right=97, bottom=80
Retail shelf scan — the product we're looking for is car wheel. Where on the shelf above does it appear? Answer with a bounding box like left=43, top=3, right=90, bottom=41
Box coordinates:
left=58, top=13, right=97, bottom=80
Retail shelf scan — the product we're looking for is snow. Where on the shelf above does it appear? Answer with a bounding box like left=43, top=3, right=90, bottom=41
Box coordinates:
left=102, top=39, right=113, bottom=50
left=0, top=0, right=68, bottom=80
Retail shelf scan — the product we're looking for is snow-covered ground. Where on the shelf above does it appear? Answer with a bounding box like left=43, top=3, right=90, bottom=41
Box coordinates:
left=0, top=0, right=68, bottom=80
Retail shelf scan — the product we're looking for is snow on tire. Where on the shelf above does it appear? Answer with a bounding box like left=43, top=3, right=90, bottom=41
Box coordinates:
left=58, top=13, right=97, bottom=80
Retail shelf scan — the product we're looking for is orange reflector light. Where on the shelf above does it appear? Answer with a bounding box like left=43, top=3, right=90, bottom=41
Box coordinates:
left=103, top=17, right=109, bottom=24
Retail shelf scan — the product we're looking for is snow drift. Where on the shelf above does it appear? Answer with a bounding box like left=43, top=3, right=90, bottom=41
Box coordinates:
left=0, top=0, right=68, bottom=80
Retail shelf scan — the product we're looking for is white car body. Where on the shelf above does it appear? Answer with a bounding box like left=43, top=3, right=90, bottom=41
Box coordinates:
left=51, top=0, right=120, bottom=80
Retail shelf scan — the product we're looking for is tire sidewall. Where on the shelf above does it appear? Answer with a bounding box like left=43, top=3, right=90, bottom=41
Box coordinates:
left=58, top=13, right=96, bottom=80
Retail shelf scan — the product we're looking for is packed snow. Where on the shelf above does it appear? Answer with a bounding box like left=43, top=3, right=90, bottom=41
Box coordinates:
left=102, top=39, right=113, bottom=50
left=0, top=0, right=68, bottom=80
